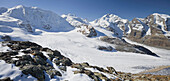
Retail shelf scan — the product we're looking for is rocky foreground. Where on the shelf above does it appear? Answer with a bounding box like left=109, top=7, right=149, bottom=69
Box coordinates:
left=0, top=41, right=169, bottom=81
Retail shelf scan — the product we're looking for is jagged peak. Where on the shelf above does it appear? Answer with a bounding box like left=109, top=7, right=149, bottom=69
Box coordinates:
left=152, top=13, right=170, bottom=19
left=14, top=5, right=25, bottom=8
left=102, top=13, right=119, bottom=18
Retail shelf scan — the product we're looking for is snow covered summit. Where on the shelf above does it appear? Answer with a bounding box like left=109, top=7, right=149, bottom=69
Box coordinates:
left=0, top=5, right=74, bottom=32
left=90, top=14, right=129, bottom=38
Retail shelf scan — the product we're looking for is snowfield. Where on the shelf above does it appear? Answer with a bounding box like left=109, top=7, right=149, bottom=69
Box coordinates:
left=0, top=26, right=170, bottom=74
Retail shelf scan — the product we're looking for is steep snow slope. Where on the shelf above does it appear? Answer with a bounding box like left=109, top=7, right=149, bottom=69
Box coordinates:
left=61, top=14, right=88, bottom=27
left=0, top=5, right=74, bottom=32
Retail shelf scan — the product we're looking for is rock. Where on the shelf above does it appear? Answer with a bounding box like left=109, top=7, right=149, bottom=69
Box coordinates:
left=54, top=57, right=72, bottom=66
left=19, top=23, right=33, bottom=32
left=90, top=75, right=100, bottom=81
left=93, top=72, right=108, bottom=81
left=21, top=50, right=31, bottom=54
left=100, top=36, right=159, bottom=57
left=71, top=63, right=83, bottom=69
left=134, top=45, right=159, bottom=57
left=21, top=55, right=33, bottom=61
left=22, top=65, right=45, bottom=81
left=84, top=70, right=93, bottom=76
left=107, top=67, right=118, bottom=74
left=78, top=25, right=97, bottom=37
left=52, top=50, right=62, bottom=57
left=47, top=54, right=55, bottom=61
left=46, top=69, right=62, bottom=78
left=58, top=65, right=67, bottom=71
left=92, top=66, right=108, bottom=73
left=1, top=35, right=11, bottom=41
left=97, top=46, right=113, bottom=51
left=33, top=55, right=47, bottom=65
left=0, top=77, right=13, bottom=81
left=81, top=62, right=90, bottom=67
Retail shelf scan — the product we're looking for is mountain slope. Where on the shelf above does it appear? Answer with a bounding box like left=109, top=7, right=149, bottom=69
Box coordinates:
left=61, top=14, right=97, bottom=37
left=127, top=13, right=170, bottom=49
left=0, top=5, right=74, bottom=32
left=90, top=14, right=129, bottom=38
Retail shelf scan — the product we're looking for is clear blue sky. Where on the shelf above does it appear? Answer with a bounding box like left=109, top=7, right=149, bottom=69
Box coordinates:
left=0, top=0, right=170, bottom=21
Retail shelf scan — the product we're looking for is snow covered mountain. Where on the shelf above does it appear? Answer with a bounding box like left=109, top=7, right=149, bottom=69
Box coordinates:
left=0, top=5, right=170, bottom=81
left=90, top=14, right=129, bottom=38
left=62, top=14, right=97, bottom=37
left=0, top=5, right=74, bottom=32
left=127, top=13, right=170, bottom=49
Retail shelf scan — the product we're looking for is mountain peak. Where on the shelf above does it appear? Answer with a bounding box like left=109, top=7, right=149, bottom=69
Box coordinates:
left=14, top=5, right=25, bottom=8
left=102, top=14, right=119, bottom=18
left=0, top=5, right=74, bottom=32
left=152, top=13, right=170, bottom=19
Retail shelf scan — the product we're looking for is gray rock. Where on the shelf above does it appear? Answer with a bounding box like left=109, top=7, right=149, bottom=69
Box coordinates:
left=22, top=65, right=45, bottom=81
left=46, top=69, right=62, bottom=78
left=33, top=55, right=47, bottom=65
left=97, top=46, right=113, bottom=51
left=1, top=35, right=11, bottom=41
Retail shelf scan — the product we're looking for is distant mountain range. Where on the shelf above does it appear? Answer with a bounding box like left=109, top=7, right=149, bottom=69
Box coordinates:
left=62, top=13, right=170, bottom=49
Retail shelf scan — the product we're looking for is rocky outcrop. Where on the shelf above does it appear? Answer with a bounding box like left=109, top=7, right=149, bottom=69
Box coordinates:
left=100, top=36, right=159, bottom=57
left=77, top=24, right=97, bottom=37
left=71, top=62, right=118, bottom=81
left=0, top=41, right=72, bottom=81
left=62, top=14, right=97, bottom=37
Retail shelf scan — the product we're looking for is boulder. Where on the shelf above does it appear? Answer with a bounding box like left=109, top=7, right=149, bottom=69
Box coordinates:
left=33, top=55, right=47, bottom=65
left=1, top=35, right=11, bottom=41
left=97, top=46, right=113, bottom=51
left=46, top=69, right=62, bottom=78
left=107, top=67, right=118, bottom=74
left=22, top=65, right=45, bottom=81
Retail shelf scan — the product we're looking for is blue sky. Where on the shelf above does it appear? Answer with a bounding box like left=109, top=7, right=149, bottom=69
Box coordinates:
left=0, top=0, right=170, bottom=21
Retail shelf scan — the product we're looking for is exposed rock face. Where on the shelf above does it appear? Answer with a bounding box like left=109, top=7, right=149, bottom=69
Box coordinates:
left=77, top=24, right=97, bottom=37
left=100, top=36, right=159, bottom=57
left=62, top=14, right=97, bottom=37
left=127, top=13, right=170, bottom=49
